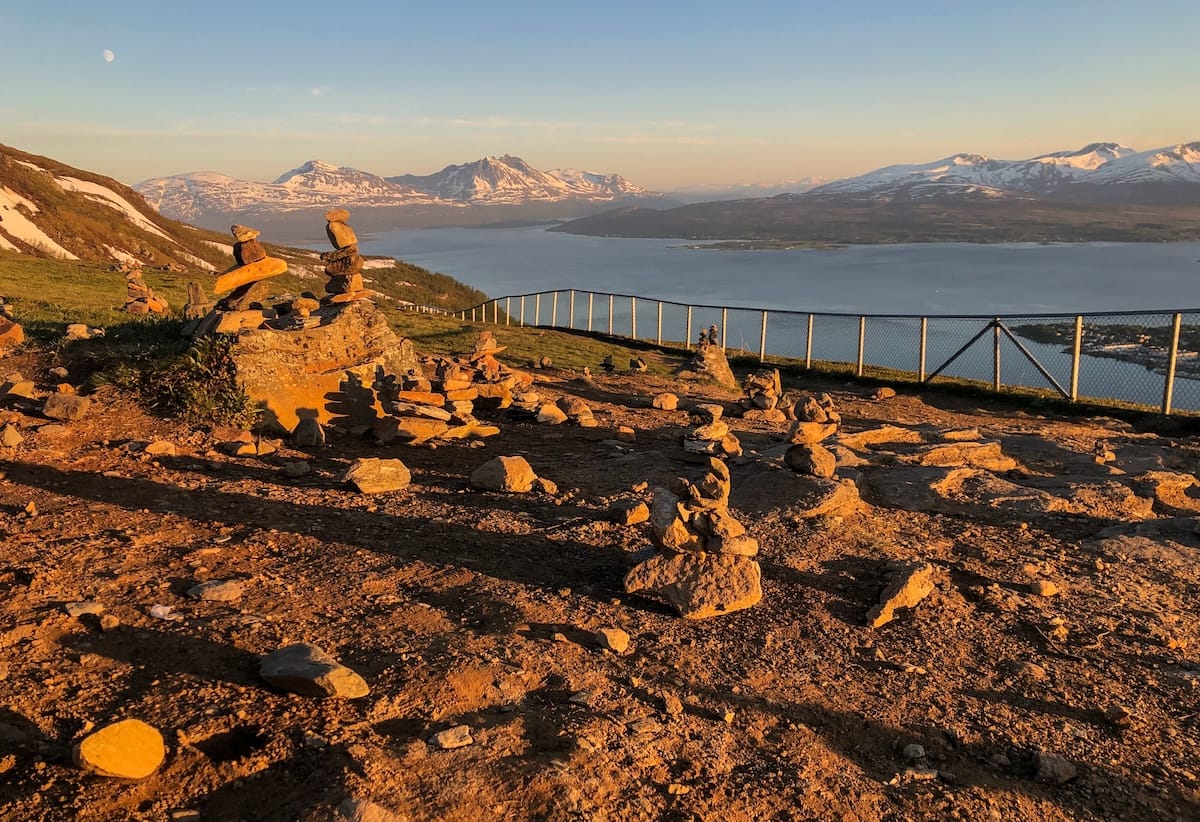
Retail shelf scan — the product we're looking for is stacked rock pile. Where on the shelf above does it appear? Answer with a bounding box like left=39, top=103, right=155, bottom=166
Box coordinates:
left=740, top=368, right=786, bottom=422
left=122, top=266, right=167, bottom=315
left=182, top=282, right=213, bottom=321
left=320, top=209, right=368, bottom=304
left=674, top=327, right=736, bottom=388
left=784, top=392, right=841, bottom=444
left=624, top=457, right=762, bottom=619
left=0, top=298, right=24, bottom=351
left=184, top=225, right=288, bottom=336
left=683, top=403, right=742, bottom=458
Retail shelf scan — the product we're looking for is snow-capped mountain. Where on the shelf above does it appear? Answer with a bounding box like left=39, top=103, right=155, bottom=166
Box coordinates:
left=388, top=155, right=648, bottom=204
left=137, top=161, right=441, bottom=223
left=666, top=178, right=828, bottom=203
left=135, top=155, right=654, bottom=224
left=806, top=142, right=1199, bottom=202
left=0, top=142, right=230, bottom=270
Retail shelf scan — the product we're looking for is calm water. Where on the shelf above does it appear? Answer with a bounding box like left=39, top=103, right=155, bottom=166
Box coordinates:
left=359, top=226, right=1200, bottom=315
left=350, top=227, right=1200, bottom=410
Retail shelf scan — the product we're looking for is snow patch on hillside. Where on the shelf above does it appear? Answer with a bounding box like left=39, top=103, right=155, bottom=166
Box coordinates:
left=0, top=185, right=78, bottom=259
left=104, top=244, right=141, bottom=266
left=55, top=176, right=174, bottom=241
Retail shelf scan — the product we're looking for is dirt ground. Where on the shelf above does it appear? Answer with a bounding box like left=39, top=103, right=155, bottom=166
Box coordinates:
left=2, top=346, right=1199, bottom=822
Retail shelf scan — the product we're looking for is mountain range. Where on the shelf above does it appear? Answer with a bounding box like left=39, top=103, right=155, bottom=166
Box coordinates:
left=135, top=155, right=654, bottom=230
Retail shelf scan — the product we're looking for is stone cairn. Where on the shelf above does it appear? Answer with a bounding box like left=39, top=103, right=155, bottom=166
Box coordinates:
left=182, top=282, right=214, bottom=321
left=184, top=225, right=288, bottom=336
left=683, top=403, right=742, bottom=458
left=782, top=392, right=842, bottom=476
left=122, top=265, right=167, bottom=315
left=373, top=330, right=530, bottom=445
left=624, top=457, right=762, bottom=619
left=320, top=209, right=368, bottom=304
left=674, top=325, right=736, bottom=389
left=740, top=367, right=788, bottom=423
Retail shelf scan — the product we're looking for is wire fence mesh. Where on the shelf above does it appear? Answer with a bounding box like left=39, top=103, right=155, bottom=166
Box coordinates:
left=457, top=291, right=1200, bottom=415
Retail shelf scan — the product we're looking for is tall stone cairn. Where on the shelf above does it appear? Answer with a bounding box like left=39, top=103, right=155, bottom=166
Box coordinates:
left=320, top=209, right=368, bottom=304
left=123, top=265, right=168, bottom=315
left=623, top=457, right=762, bottom=619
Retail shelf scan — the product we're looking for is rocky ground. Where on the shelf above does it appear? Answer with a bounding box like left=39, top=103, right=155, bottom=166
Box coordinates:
left=2, top=345, right=1200, bottom=821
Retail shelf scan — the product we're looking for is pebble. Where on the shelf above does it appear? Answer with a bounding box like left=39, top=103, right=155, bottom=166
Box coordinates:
left=280, top=460, right=311, bottom=478
left=662, top=693, right=684, bottom=716
left=1029, top=580, right=1060, bottom=597
left=1035, top=752, right=1078, bottom=784
left=144, top=440, right=176, bottom=456
left=595, top=627, right=630, bottom=654
left=65, top=601, right=105, bottom=618
left=74, top=719, right=165, bottom=779
left=428, top=725, right=473, bottom=750
left=1104, top=704, right=1133, bottom=727
left=259, top=643, right=369, bottom=698
left=187, top=579, right=244, bottom=602
left=337, top=796, right=402, bottom=821
left=903, top=743, right=925, bottom=760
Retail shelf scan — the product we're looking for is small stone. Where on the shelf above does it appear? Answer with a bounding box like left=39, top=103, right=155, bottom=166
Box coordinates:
left=231, top=224, right=260, bottom=242
left=1035, top=752, right=1077, bottom=784
left=695, top=403, right=723, bottom=421
left=470, top=456, right=537, bottom=493
left=143, top=440, right=176, bottom=456
left=662, top=693, right=684, bottom=716
left=100, top=614, right=120, bottom=631
left=260, top=643, right=369, bottom=698
left=65, top=601, right=105, bottom=618
left=536, top=403, right=568, bottom=424
left=1104, top=704, right=1133, bottom=727
left=337, top=796, right=402, bottom=822
left=42, top=393, right=91, bottom=421
left=872, top=386, right=897, bottom=400
left=616, top=426, right=636, bottom=442
left=1029, top=580, right=1060, bottom=597
left=326, top=220, right=358, bottom=249
left=1, top=424, right=23, bottom=447
left=866, top=562, right=936, bottom=628
left=233, top=239, right=268, bottom=266
left=667, top=784, right=690, bottom=796
left=652, top=393, right=678, bottom=411
left=342, top=458, right=411, bottom=494
left=784, top=443, right=837, bottom=478
left=280, top=460, right=311, bottom=478
left=325, top=208, right=351, bottom=223
left=903, top=743, right=925, bottom=760
left=292, top=417, right=326, bottom=447
left=595, top=627, right=630, bottom=653
left=428, top=725, right=473, bottom=750
left=187, top=579, right=244, bottom=602
left=74, top=719, right=165, bottom=779
left=610, top=500, right=650, bottom=526
left=535, top=476, right=558, bottom=495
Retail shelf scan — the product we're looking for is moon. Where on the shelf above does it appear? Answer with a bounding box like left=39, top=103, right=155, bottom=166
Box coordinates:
left=103, top=49, right=114, bottom=63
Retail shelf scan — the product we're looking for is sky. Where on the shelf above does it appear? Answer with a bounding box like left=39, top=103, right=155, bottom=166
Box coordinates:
left=2, top=0, right=1198, bottom=190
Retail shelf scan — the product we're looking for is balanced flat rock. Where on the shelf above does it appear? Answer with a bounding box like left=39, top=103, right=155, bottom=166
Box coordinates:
left=214, top=256, right=288, bottom=294
left=260, top=643, right=369, bottom=698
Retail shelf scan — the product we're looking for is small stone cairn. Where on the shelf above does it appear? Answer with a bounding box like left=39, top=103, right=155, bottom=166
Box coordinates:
left=784, top=392, right=841, bottom=444
left=740, top=367, right=787, bottom=422
left=675, top=325, right=736, bottom=388
left=122, top=265, right=167, bottom=315
left=373, top=330, right=531, bottom=444
left=624, top=457, right=762, bottom=619
left=0, top=297, right=24, bottom=350
left=320, top=209, right=368, bottom=304
left=185, top=224, right=289, bottom=336
left=683, top=403, right=742, bottom=458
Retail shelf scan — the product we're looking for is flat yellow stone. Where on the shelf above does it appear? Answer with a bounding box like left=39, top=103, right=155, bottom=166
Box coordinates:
left=75, top=719, right=165, bottom=779
left=214, top=256, right=288, bottom=294
left=326, top=221, right=358, bottom=249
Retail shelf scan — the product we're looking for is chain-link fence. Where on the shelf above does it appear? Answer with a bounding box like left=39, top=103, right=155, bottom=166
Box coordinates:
left=453, top=290, right=1200, bottom=415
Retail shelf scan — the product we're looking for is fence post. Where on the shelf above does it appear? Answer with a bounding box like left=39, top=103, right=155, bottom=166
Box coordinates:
left=551, top=291, right=558, bottom=327
left=472, top=307, right=477, bottom=322
left=587, top=292, right=594, bottom=331
left=1070, top=315, right=1083, bottom=401
left=759, top=310, right=768, bottom=362
left=491, top=300, right=497, bottom=324
left=569, top=290, right=575, bottom=330
left=608, top=294, right=614, bottom=335
left=631, top=297, right=638, bottom=340
left=721, top=308, right=728, bottom=349
left=919, top=317, right=928, bottom=381
left=992, top=319, right=1001, bottom=392
left=534, top=293, right=541, bottom=326
left=805, top=314, right=814, bottom=369
left=685, top=306, right=693, bottom=350
left=505, top=297, right=511, bottom=326
left=856, top=316, right=866, bottom=377
left=1162, top=312, right=1182, bottom=415
left=519, top=295, right=525, bottom=326
left=656, top=301, right=663, bottom=346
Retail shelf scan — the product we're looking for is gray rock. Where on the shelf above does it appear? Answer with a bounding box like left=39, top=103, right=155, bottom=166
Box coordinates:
left=428, top=725, right=473, bottom=750
left=1035, top=752, right=1077, bottom=784
left=292, top=417, right=326, bottom=447
left=342, top=458, right=411, bottom=494
left=187, top=579, right=244, bottom=602
left=65, top=601, right=104, bottom=618
left=260, top=643, right=369, bottom=698
left=280, top=460, right=311, bottom=478
left=42, top=393, right=91, bottom=421
left=903, top=743, right=925, bottom=760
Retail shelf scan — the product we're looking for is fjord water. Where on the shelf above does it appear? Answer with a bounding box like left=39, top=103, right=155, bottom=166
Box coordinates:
left=359, top=227, right=1200, bottom=410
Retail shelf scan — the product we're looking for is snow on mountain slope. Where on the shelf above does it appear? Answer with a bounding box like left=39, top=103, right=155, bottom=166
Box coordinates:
left=546, top=167, right=648, bottom=198
left=390, top=155, right=651, bottom=204
left=55, top=175, right=175, bottom=241
left=807, top=141, right=1198, bottom=201
left=0, top=183, right=78, bottom=258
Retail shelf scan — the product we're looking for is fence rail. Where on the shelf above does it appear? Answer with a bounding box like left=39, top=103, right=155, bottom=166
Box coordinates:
left=440, top=289, right=1200, bottom=415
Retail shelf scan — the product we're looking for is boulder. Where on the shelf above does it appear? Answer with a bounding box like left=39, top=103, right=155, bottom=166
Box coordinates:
left=43, top=393, right=91, bottom=421
left=675, top=343, right=736, bottom=389
left=342, top=458, right=412, bottom=493
left=470, top=456, right=537, bottom=493
left=784, top=443, right=837, bottom=478
left=260, top=643, right=369, bottom=698
left=228, top=300, right=419, bottom=431
left=624, top=552, right=762, bottom=619
left=536, top=403, right=568, bottom=424
left=74, top=719, right=165, bottom=779
left=291, top=417, right=326, bottom=447
left=652, top=393, right=678, bottom=411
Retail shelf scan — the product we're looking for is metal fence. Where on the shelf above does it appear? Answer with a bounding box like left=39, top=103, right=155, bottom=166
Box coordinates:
left=448, top=289, right=1200, bottom=415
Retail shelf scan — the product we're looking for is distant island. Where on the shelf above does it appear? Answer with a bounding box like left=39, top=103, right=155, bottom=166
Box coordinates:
left=679, top=240, right=846, bottom=251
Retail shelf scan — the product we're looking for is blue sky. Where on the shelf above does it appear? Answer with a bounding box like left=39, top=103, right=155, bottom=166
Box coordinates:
left=2, top=0, right=1197, bottom=188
